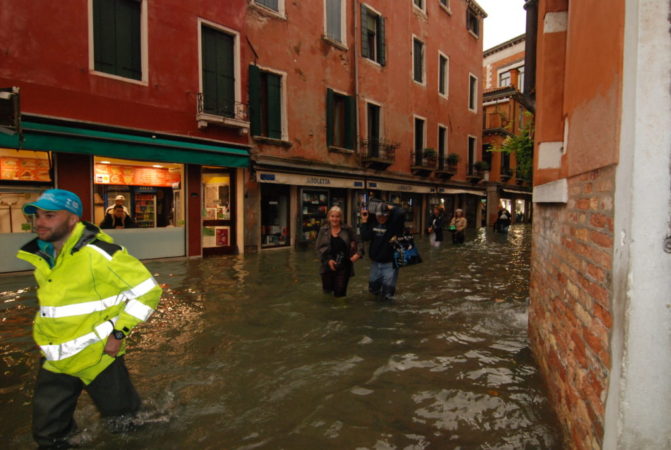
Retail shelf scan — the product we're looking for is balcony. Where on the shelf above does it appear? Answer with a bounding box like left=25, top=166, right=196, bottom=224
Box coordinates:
left=196, top=93, right=250, bottom=133
left=410, top=149, right=437, bottom=177
left=435, top=153, right=459, bottom=180
left=467, top=161, right=489, bottom=183
left=360, top=139, right=397, bottom=170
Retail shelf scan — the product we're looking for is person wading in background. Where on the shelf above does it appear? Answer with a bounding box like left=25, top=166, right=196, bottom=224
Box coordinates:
left=17, top=189, right=162, bottom=448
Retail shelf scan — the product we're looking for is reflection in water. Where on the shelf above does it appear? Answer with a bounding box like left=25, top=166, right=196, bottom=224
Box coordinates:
left=1, top=225, right=560, bottom=449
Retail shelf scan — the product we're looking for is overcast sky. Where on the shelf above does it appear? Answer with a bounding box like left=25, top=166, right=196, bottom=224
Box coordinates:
left=477, top=0, right=528, bottom=50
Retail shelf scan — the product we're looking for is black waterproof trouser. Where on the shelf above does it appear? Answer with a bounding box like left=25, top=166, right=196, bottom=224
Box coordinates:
left=33, top=356, right=141, bottom=449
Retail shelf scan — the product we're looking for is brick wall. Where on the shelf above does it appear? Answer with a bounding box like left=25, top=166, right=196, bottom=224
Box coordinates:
left=529, top=165, right=615, bottom=449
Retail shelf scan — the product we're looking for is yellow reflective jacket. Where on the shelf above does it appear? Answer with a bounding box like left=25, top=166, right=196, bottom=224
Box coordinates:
left=17, top=221, right=162, bottom=384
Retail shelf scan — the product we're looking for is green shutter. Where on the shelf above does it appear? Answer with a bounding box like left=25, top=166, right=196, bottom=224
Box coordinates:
left=378, top=16, right=386, bottom=66
left=202, top=27, right=218, bottom=114
left=215, top=32, right=235, bottom=117
left=93, top=0, right=117, bottom=74
left=248, top=65, right=261, bottom=136
left=344, top=94, right=357, bottom=150
left=361, top=5, right=369, bottom=58
left=326, top=89, right=334, bottom=147
left=116, top=0, right=141, bottom=80
left=267, top=73, right=282, bottom=140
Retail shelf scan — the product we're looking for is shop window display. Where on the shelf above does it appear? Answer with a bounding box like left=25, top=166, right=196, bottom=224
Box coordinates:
left=0, top=149, right=52, bottom=234
left=202, top=169, right=233, bottom=251
left=301, top=189, right=329, bottom=241
left=261, top=184, right=289, bottom=247
left=93, top=158, right=184, bottom=230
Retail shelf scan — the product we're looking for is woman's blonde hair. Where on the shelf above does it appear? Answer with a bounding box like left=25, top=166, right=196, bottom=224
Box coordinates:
left=328, top=206, right=343, bottom=217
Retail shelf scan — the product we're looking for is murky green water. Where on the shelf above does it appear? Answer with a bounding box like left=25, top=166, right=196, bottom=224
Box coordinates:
left=1, top=225, right=560, bottom=449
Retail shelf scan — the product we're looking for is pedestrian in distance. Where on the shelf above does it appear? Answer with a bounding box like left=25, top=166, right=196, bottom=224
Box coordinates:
left=315, top=206, right=363, bottom=297
left=100, top=204, right=137, bottom=229
left=494, top=205, right=512, bottom=233
left=105, top=194, right=131, bottom=216
left=16, top=189, right=162, bottom=449
left=427, top=206, right=445, bottom=248
left=449, top=208, right=468, bottom=244
left=360, top=200, right=406, bottom=301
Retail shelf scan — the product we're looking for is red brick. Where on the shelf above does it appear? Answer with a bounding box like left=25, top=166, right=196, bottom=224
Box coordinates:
left=571, top=332, right=588, bottom=367
left=590, top=213, right=609, bottom=229
left=583, top=183, right=593, bottom=194
left=586, top=263, right=606, bottom=283
left=576, top=198, right=591, bottom=210
left=593, top=302, right=613, bottom=328
left=590, top=230, right=613, bottom=248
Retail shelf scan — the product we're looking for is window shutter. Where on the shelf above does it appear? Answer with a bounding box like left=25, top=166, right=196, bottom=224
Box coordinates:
left=216, top=32, right=235, bottom=117
left=267, top=73, right=282, bottom=140
left=201, top=27, right=218, bottom=114
left=378, top=16, right=386, bottom=66
left=93, top=0, right=117, bottom=74
left=344, top=94, right=357, bottom=150
left=361, top=5, right=369, bottom=58
left=248, top=65, right=261, bottom=136
left=326, top=89, right=334, bottom=147
left=116, top=0, right=141, bottom=80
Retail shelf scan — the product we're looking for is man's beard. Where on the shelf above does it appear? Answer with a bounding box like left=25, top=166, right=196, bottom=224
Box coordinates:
left=41, top=220, right=72, bottom=243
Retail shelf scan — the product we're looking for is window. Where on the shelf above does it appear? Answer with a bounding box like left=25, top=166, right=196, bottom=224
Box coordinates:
left=413, top=0, right=425, bottom=12
left=367, top=103, right=381, bottom=157
left=201, top=25, right=236, bottom=117
left=468, top=136, right=477, bottom=174
left=438, top=53, right=449, bottom=96
left=249, top=66, right=283, bottom=140
left=468, top=74, right=478, bottom=112
left=499, top=71, right=511, bottom=87
left=93, top=0, right=142, bottom=80
left=413, top=38, right=425, bottom=84
left=254, top=0, right=280, bottom=12
left=361, top=5, right=386, bottom=65
left=325, top=0, right=345, bottom=44
left=467, top=6, right=480, bottom=37
left=440, top=0, right=450, bottom=9
left=414, top=117, right=425, bottom=165
left=438, top=125, right=447, bottom=167
left=326, top=89, right=357, bottom=150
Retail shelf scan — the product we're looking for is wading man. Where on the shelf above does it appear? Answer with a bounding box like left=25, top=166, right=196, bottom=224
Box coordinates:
left=17, top=189, right=162, bottom=448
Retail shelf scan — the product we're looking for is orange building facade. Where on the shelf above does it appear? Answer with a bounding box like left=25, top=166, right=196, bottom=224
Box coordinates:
left=527, top=0, right=671, bottom=447
left=482, top=34, right=532, bottom=228
left=244, top=0, right=487, bottom=249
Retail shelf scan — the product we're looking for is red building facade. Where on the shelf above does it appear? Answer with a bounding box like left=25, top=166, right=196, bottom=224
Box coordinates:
left=0, top=0, right=251, bottom=271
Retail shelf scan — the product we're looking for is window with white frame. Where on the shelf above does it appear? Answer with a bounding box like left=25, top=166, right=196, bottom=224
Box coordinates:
left=438, top=125, right=447, bottom=168
left=466, top=6, right=480, bottom=37
left=249, top=66, right=284, bottom=140
left=499, top=71, right=511, bottom=87
left=414, top=117, right=426, bottom=165
left=366, top=102, right=381, bottom=157
left=413, top=0, right=425, bottom=12
left=438, top=53, right=449, bottom=96
left=413, top=37, right=425, bottom=84
left=254, top=0, right=281, bottom=13
left=92, top=0, right=144, bottom=81
left=439, top=0, right=450, bottom=9
left=201, top=24, right=238, bottom=118
left=468, top=136, right=477, bottom=174
left=326, top=89, right=356, bottom=150
left=325, top=0, right=345, bottom=44
left=468, top=74, right=478, bottom=111
left=362, top=5, right=386, bottom=65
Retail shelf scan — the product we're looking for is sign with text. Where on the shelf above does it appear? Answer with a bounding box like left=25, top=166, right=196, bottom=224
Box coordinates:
left=94, top=163, right=181, bottom=187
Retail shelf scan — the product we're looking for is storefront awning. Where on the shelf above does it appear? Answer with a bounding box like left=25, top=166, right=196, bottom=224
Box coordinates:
left=0, top=121, right=250, bottom=167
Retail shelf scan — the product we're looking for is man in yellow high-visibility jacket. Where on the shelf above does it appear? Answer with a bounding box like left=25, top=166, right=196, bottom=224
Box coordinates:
left=17, top=189, right=162, bottom=448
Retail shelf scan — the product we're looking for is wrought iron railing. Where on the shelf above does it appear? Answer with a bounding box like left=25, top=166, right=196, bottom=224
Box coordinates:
left=411, top=149, right=437, bottom=168
left=360, top=138, right=398, bottom=161
left=197, top=93, right=248, bottom=122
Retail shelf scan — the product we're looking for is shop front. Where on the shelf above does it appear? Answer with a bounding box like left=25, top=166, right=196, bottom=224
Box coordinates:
left=0, top=118, right=249, bottom=273
left=255, top=171, right=364, bottom=248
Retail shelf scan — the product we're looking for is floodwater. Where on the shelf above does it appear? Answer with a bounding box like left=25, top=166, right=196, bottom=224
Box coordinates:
left=1, top=225, right=561, bottom=449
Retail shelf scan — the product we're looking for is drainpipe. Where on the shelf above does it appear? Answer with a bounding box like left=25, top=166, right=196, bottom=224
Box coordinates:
left=353, top=0, right=366, bottom=214
left=523, top=0, right=538, bottom=112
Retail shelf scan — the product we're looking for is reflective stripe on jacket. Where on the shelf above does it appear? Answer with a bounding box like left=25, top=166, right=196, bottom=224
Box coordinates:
left=17, top=221, right=162, bottom=384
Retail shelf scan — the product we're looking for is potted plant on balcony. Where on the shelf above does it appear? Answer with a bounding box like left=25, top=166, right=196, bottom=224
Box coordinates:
left=473, top=160, right=489, bottom=174
left=446, top=153, right=460, bottom=171
left=423, top=148, right=437, bottom=166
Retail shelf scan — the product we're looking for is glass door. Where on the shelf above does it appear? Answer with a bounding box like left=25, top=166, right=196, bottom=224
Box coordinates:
left=202, top=168, right=235, bottom=255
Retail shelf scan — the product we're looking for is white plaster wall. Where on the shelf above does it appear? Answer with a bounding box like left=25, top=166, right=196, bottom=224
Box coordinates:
left=605, top=0, right=671, bottom=448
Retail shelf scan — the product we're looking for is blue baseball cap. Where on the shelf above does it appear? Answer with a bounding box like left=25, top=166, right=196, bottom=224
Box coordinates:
left=23, top=189, right=83, bottom=217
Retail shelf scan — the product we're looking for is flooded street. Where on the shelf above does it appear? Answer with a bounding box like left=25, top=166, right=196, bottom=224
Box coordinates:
left=1, top=225, right=561, bottom=449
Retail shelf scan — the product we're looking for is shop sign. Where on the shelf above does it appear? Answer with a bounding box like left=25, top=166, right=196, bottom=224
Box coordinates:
left=94, top=163, right=181, bottom=187
left=257, top=172, right=363, bottom=189
left=367, top=181, right=433, bottom=193
left=0, top=157, right=50, bottom=181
